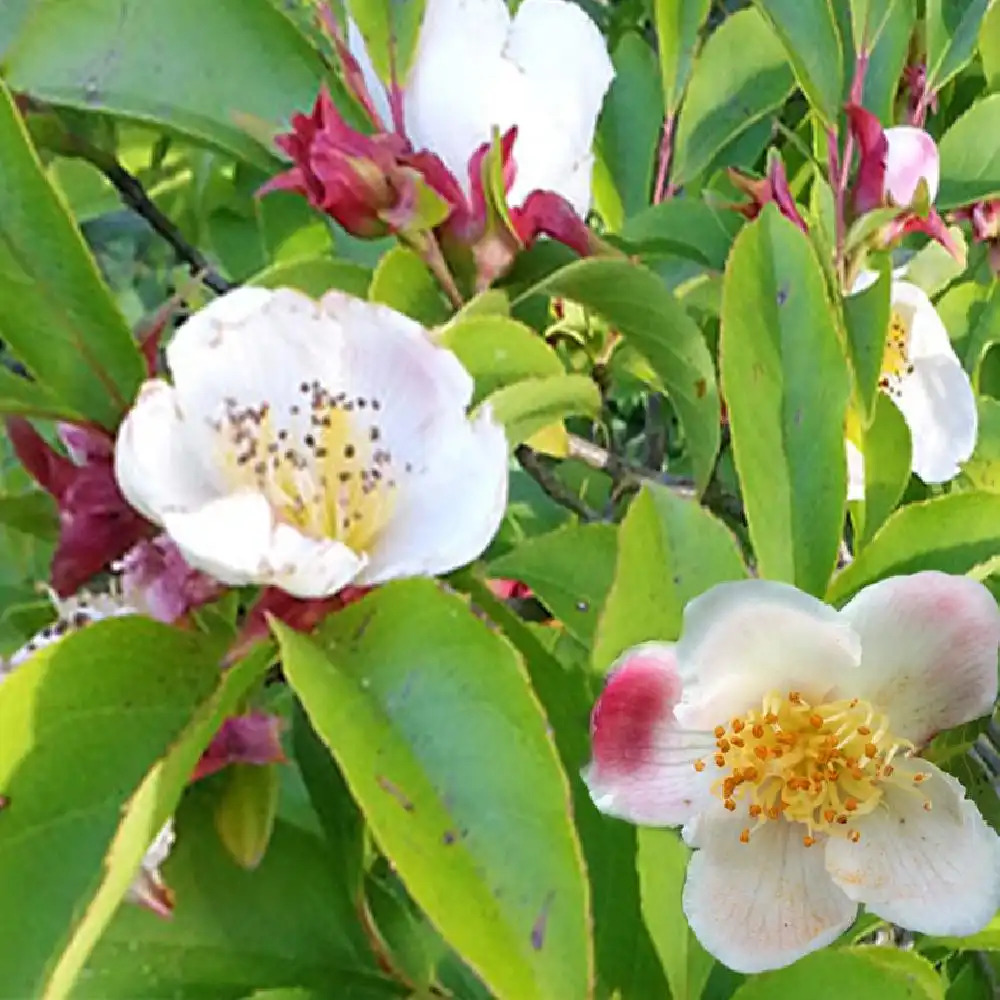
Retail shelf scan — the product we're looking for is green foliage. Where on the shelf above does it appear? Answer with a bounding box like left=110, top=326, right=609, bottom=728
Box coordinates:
left=2, top=2, right=1000, bottom=998
left=721, top=206, right=850, bottom=596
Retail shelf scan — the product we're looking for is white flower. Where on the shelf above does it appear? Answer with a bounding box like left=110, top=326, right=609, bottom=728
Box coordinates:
left=114, top=287, right=508, bottom=598
left=884, top=126, right=940, bottom=208
left=124, top=820, right=176, bottom=919
left=349, top=0, right=614, bottom=216
left=584, top=573, right=1000, bottom=973
left=847, top=275, right=976, bottom=501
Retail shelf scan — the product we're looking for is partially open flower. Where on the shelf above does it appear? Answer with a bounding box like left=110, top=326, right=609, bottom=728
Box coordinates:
left=847, top=106, right=956, bottom=257
left=584, top=574, right=1000, bottom=973
left=728, top=154, right=807, bottom=233
left=349, top=0, right=613, bottom=221
left=114, top=287, right=508, bottom=598
left=846, top=274, right=976, bottom=499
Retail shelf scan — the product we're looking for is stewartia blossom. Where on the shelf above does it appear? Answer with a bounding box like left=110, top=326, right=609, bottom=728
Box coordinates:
left=584, top=574, right=1000, bottom=973
left=847, top=105, right=957, bottom=257
left=846, top=274, right=976, bottom=500
left=349, top=0, right=613, bottom=221
left=114, top=287, right=508, bottom=598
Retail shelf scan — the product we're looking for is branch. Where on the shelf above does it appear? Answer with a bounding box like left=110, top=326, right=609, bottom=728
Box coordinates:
left=565, top=433, right=697, bottom=498
left=515, top=444, right=598, bottom=521
left=76, top=142, right=234, bottom=296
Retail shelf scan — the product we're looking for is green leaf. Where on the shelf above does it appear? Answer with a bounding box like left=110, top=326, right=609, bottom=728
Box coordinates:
left=0, top=618, right=228, bottom=998
left=860, top=0, right=917, bottom=122
left=4, top=0, right=330, bottom=170
left=0, top=367, right=87, bottom=422
left=858, top=393, right=912, bottom=547
left=929, top=913, right=1000, bottom=952
left=637, top=828, right=714, bottom=1000
left=754, top=0, right=844, bottom=124
left=964, top=283, right=1000, bottom=379
left=672, top=8, right=795, bottom=185
left=925, top=0, right=991, bottom=93
left=368, top=245, right=452, bottom=326
left=654, top=0, right=711, bottom=114
left=485, top=374, right=601, bottom=447
left=979, top=1, right=1000, bottom=91
left=249, top=257, right=372, bottom=299
left=487, top=522, right=618, bottom=644
left=450, top=572, right=669, bottom=1000
left=958, top=396, right=1000, bottom=492
left=437, top=315, right=564, bottom=403
left=515, top=258, right=721, bottom=490
left=346, top=0, right=426, bottom=89
left=828, top=492, right=1000, bottom=604
left=0, top=490, right=57, bottom=541
left=78, top=785, right=395, bottom=1000
left=721, top=205, right=851, bottom=596
left=903, top=227, right=968, bottom=296
left=593, top=484, right=748, bottom=671
left=621, top=198, right=740, bottom=271
left=844, top=262, right=890, bottom=425
left=0, top=80, right=144, bottom=428
left=214, top=763, right=281, bottom=871
left=731, top=946, right=944, bottom=1000
left=597, top=33, right=664, bottom=221
left=938, top=94, right=1000, bottom=209
left=277, top=580, right=592, bottom=1000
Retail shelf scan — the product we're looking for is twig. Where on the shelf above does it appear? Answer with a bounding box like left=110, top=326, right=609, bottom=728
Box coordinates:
left=515, top=444, right=599, bottom=521
left=652, top=113, right=676, bottom=203
left=75, top=142, right=234, bottom=295
left=566, top=433, right=698, bottom=498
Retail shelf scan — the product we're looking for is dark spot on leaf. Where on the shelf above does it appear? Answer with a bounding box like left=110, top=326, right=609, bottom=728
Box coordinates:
left=793, top=407, right=803, bottom=426
left=376, top=775, right=414, bottom=812
left=777, top=284, right=789, bottom=307
left=442, top=830, right=457, bottom=845
left=531, top=891, right=556, bottom=950
left=694, top=378, right=707, bottom=399
left=352, top=610, right=377, bottom=642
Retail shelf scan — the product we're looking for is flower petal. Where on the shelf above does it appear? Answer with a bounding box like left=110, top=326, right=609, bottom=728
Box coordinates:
left=165, top=287, right=336, bottom=438
left=825, top=760, right=1000, bottom=936
left=114, top=379, right=224, bottom=523
left=682, top=812, right=857, bottom=973
left=403, top=0, right=515, bottom=188
left=896, top=370, right=975, bottom=484
left=884, top=126, right=940, bottom=206
left=674, top=581, right=862, bottom=730
left=162, top=491, right=365, bottom=597
left=583, top=643, right=716, bottom=826
left=357, top=404, right=509, bottom=583
left=502, top=0, right=613, bottom=213
left=836, top=572, right=1000, bottom=743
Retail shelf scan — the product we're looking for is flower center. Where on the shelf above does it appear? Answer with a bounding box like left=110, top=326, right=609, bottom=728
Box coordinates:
left=878, top=309, right=914, bottom=396
left=694, top=690, right=923, bottom=846
left=214, top=380, right=407, bottom=553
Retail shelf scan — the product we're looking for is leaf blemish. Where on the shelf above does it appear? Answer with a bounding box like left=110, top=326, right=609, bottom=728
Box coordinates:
left=442, top=829, right=457, bottom=845
left=376, top=774, right=415, bottom=812
left=531, top=891, right=556, bottom=950
left=777, top=284, right=789, bottom=307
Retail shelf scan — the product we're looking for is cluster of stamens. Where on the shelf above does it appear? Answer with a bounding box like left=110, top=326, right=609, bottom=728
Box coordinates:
left=693, top=690, right=930, bottom=847
left=214, top=381, right=412, bottom=551
left=878, top=310, right=915, bottom=398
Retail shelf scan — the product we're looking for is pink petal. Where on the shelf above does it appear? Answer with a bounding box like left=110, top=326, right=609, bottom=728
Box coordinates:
left=847, top=104, right=888, bottom=216
left=583, top=643, right=715, bottom=826
left=884, top=126, right=940, bottom=206
left=191, top=712, right=287, bottom=783
left=837, top=572, right=1000, bottom=744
